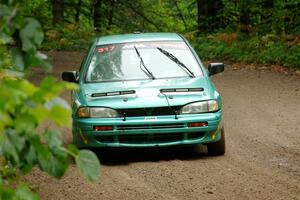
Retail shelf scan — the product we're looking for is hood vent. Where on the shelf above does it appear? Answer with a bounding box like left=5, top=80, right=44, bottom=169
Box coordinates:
left=160, top=88, right=204, bottom=93
left=91, top=90, right=136, bottom=97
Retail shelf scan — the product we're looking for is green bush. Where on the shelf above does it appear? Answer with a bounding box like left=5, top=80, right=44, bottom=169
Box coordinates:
left=41, top=25, right=300, bottom=69
left=194, top=33, right=300, bottom=69
left=0, top=1, right=100, bottom=199
left=42, top=24, right=124, bottom=51
left=42, top=24, right=96, bottom=50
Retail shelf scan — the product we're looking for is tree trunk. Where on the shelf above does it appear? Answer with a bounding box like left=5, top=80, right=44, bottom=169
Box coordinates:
left=263, top=0, right=273, bottom=8
left=174, top=0, right=187, bottom=31
left=119, top=1, right=162, bottom=31
left=52, top=0, right=64, bottom=25
left=196, top=0, right=203, bottom=33
left=239, top=0, right=251, bottom=35
left=75, top=0, right=82, bottom=23
left=197, top=0, right=223, bottom=33
left=94, top=0, right=102, bottom=31
left=108, top=0, right=115, bottom=28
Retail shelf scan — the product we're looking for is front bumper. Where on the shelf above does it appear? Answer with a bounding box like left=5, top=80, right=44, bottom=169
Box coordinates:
left=73, top=110, right=223, bottom=148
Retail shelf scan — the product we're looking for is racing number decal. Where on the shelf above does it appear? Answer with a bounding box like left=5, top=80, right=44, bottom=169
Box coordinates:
left=97, top=45, right=115, bottom=53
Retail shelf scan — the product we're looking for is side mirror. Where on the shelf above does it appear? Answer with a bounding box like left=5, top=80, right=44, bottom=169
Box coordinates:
left=62, top=71, right=78, bottom=83
left=208, top=63, right=224, bottom=76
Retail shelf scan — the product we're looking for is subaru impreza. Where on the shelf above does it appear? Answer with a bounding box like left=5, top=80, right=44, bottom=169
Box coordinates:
left=62, top=33, right=225, bottom=155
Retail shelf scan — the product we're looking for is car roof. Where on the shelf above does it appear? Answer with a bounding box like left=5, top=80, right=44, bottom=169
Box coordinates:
left=96, top=32, right=183, bottom=45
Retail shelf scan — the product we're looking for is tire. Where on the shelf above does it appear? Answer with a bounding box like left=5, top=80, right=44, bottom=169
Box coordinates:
left=207, top=127, right=225, bottom=156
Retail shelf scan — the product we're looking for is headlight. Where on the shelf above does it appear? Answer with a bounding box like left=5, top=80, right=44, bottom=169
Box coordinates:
left=78, top=107, right=119, bottom=118
left=180, top=100, right=219, bottom=114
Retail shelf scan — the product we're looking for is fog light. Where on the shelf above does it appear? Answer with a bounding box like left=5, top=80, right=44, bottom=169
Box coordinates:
left=94, top=126, right=113, bottom=131
left=188, top=122, right=208, bottom=127
left=211, top=131, right=217, bottom=139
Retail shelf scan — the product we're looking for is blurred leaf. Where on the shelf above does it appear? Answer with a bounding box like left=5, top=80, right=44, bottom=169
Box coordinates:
left=24, top=51, right=51, bottom=70
left=19, top=18, right=43, bottom=51
left=29, top=105, right=48, bottom=124
left=75, top=150, right=100, bottom=182
left=45, top=97, right=70, bottom=110
left=65, top=82, right=78, bottom=90
left=45, top=130, right=62, bottom=149
left=16, top=183, right=40, bottom=200
left=0, top=111, right=12, bottom=130
left=8, top=129, right=26, bottom=153
left=0, top=1, right=98, bottom=199
left=14, top=113, right=36, bottom=133
left=30, top=131, right=69, bottom=178
left=48, top=105, right=71, bottom=127
left=36, top=52, right=52, bottom=71
left=21, top=145, right=36, bottom=174
left=32, top=76, right=65, bottom=103
left=67, top=144, right=79, bottom=156
left=29, top=135, right=50, bottom=170
left=0, top=185, right=15, bottom=200
left=11, top=48, right=24, bottom=71
left=0, top=69, right=24, bottom=78
left=25, top=145, right=37, bottom=165
left=2, top=134, right=19, bottom=165
left=44, top=153, right=68, bottom=178
left=19, top=80, right=36, bottom=96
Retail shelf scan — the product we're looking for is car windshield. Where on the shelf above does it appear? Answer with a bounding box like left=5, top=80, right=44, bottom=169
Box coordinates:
left=85, top=41, right=202, bottom=82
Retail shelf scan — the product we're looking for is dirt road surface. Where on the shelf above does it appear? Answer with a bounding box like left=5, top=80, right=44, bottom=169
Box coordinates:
left=27, top=52, right=300, bottom=200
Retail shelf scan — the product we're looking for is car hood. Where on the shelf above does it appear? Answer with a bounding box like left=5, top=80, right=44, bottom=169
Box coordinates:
left=79, top=77, right=213, bottom=109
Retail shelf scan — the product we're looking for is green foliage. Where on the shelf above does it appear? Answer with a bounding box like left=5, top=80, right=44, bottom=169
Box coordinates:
left=40, top=0, right=197, bottom=50
left=21, top=0, right=52, bottom=27
left=25, top=0, right=298, bottom=68
left=75, top=150, right=100, bottom=182
left=0, top=183, right=40, bottom=200
left=195, top=33, right=300, bottom=68
left=43, top=24, right=96, bottom=50
left=0, top=1, right=100, bottom=199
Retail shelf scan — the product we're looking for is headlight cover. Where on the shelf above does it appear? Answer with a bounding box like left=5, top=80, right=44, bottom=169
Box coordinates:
left=78, top=107, right=119, bottom=118
left=180, top=100, right=219, bottom=114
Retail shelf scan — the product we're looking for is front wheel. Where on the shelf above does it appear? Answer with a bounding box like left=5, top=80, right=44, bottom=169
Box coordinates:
left=207, top=127, right=225, bottom=156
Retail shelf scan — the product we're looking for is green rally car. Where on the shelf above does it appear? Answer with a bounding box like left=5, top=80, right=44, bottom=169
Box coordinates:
left=62, top=32, right=225, bottom=155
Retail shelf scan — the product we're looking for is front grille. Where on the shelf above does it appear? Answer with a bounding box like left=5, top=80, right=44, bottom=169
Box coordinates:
left=117, top=123, right=185, bottom=130
left=96, top=132, right=206, bottom=144
left=117, top=106, right=182, bottom=117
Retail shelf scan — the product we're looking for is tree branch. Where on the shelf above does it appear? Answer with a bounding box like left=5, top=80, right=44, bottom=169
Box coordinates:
left=173, top=0, right=188, bottom=30
left=118, top=1, right=162, bottom=31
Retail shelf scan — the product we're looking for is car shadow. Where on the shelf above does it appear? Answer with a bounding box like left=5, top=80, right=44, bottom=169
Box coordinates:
left=93, top=145, right=215, bottom=166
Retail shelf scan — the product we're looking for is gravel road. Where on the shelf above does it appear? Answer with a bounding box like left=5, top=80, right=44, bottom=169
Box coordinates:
left=28, top=52, right=300, bottom=200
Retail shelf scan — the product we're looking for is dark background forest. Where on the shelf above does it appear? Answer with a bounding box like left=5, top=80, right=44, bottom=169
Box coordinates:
left=24, top=0, right=300, bottom=68
left=1, top=1, right=300, bottom=199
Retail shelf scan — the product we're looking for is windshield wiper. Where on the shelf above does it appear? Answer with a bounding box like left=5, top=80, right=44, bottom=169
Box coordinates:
left=157, top=47, right=195, bottom=78
left=134, top=46, right=155, bottom=80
